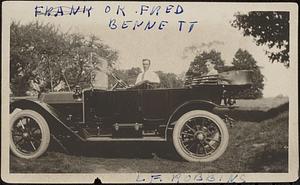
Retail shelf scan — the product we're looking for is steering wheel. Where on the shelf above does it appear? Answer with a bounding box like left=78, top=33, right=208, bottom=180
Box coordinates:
left=110, top=79, right=128, bottom=90
left=129, top=80, right=159, bottom=90
left=144, top=81, right=155, bottom=89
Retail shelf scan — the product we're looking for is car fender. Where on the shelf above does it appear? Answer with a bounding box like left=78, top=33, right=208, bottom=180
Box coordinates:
left=165, top=100, right=220, bottom=139
left=10, top=99, right=85, bottom=141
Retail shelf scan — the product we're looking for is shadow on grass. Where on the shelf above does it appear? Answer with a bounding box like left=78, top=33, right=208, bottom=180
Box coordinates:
left=63, top=141, right=181, bottom=161
left=10, top=142, right=182, bottom=173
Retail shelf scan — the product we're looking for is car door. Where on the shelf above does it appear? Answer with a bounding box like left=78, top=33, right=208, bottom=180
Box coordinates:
left=113, top=89, right=141, bottom=123
left=85, top=89, right=142, bottom=124
left=84, top=89, right=114, bottom=123
left=140, top=89, right=169, bottom=122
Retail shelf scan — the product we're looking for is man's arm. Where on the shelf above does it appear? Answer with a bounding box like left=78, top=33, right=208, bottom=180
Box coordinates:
left=151, top=72, right=160, bottom=83
left=135, top=73, right=142, bottom=85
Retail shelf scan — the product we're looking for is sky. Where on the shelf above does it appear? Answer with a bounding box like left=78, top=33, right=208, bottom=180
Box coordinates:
left=5, top=1, right=297, bottom=97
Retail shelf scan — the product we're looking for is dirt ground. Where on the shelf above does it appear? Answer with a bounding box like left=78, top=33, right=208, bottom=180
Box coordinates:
left=10, top=109, right=288, bottom=173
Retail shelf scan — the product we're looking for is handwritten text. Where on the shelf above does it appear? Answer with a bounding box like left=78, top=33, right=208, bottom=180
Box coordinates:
left=35, top=5, right=92, bottom=17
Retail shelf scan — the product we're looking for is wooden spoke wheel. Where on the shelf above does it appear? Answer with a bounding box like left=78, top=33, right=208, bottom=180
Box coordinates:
left=173, top=110, right=229, bottom=162
left=10, top=110, right=50, bottom=159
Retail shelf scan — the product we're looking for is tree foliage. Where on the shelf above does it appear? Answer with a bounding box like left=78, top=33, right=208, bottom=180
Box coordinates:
left=232, top=49, right=264, bottom=99
left=231, top=11, right=289, bottom=67
left=156, top=71, right=184, bottom=88
left=10, top=21, right=118, bottom=96
left=184, top=50, right=225, bottom=86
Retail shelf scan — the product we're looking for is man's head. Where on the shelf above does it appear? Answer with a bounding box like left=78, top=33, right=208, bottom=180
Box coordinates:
left=142, top=58, right=151, bottom=72
left=205, top=59, right=216, bottom=72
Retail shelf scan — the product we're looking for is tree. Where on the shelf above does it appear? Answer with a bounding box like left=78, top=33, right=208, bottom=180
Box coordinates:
left=10, top=21, right=118, bottom=95
left=232, top=49, right=264, bottom=99
left=10, top=21, right=67, bottom=95
left=185, top=50, right=225, bottom=86
left=156, top=71, right=184, bottom=88
left=231, top=11, right=289, bottom=67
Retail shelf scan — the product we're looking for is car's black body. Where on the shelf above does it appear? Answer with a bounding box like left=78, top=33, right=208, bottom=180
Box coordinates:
left=10, top=70, right=252, bottom=162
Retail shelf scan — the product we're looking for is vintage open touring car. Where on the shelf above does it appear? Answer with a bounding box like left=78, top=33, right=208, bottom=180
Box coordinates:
left=10, top=70, right=252, bottom=162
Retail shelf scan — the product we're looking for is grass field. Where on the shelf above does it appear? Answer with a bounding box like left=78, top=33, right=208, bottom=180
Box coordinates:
left=236, top=96, right=289, bottom=111
left=10, top=98, right=289, bottom=173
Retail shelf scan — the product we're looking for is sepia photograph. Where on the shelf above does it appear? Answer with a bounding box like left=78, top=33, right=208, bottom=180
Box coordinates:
left=1, top=1, right=298, bottom=183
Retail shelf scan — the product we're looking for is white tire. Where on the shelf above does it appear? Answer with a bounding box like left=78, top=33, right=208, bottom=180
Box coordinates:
left=10, top=110, right=50, bottom=159
left=173, top=110, right=229, bottom=162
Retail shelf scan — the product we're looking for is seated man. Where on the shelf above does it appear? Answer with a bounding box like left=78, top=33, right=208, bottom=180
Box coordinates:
left=204, top=59, right=218, bottom=76
left=135, top=58, right=160, bottom=88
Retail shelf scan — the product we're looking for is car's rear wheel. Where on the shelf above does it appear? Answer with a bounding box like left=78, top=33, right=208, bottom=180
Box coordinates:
left=172, top=110, right=229, bottom=162
left=10, top=110, right=50, bottom=159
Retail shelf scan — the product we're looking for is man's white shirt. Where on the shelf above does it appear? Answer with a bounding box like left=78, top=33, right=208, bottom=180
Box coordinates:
left=135, top=70, right=160, bottom=84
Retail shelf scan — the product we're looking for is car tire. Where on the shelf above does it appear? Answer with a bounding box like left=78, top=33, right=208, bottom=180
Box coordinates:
left=172, top=110, right=229, bottom=162
left=10, top=109, right=50, bottom=159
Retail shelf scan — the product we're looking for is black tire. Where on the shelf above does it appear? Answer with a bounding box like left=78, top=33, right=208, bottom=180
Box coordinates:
left=172, top=110, right=229, bottom=162
left=10, top=110, right=50, bottom=159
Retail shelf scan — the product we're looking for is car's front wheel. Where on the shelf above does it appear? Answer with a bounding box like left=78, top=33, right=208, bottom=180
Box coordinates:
left=10, top=110, right=50, bottom=159
left=172, top=110, right=229, bottom=162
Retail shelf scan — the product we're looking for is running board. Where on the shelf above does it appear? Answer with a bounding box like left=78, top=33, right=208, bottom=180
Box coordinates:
left=86, top=136, right=166, bottom=142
